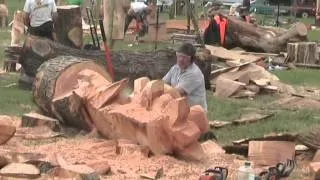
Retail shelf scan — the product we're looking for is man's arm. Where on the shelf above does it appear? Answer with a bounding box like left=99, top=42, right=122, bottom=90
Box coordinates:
left=162, top=66, right=174, bottom=85
left=176, top=73, right=203, bottom=96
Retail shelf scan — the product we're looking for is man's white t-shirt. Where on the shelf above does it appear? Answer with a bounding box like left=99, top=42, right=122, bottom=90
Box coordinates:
left=24, top=0, right=57, bottom=27
left=130, top=2, right=148, bottom=14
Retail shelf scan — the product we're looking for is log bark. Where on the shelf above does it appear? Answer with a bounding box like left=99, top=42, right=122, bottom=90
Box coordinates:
left=204, top=13, right=308, bottom=53
left=18, top=35, right=212, bottom=88
left=33, top=59, right=209, bottom=160
left=287, top=42, right=319, bottom=64
left=55, top=5, right=83, bottom=48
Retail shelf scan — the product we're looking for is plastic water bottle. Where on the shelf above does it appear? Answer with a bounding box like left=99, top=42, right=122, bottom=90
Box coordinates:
left=237, top=161, right=255, bottom=180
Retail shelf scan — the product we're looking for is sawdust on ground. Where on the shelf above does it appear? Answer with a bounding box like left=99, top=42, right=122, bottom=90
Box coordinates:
left=1, top=135, right=244, bottom=180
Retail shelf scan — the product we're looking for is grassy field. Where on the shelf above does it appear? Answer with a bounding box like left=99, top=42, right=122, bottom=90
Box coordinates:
left=1, top=0, right=320, bottom=146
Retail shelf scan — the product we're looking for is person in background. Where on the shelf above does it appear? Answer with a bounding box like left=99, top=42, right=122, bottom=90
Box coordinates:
left=124, top=0, right=152, bottom=43
left=162, top=43, right=207, bottom=111
left=23, top=0, right=58, bottom=40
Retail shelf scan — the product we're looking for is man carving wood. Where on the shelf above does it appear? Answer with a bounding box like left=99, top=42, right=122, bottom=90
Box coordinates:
left=23, top=0, right=58, bottom=40
left=162, top=43, right=208, bottom=111
left=124, top=1, right=152, bottom=43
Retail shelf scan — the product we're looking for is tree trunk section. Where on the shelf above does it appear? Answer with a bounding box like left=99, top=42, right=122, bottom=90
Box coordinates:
left=55, top=5, right=83, bottom=49
left=204, top=13, right=308, bottom=53
left=287, top=42, right=319, bottom=64
left=33, top=56, right=112, bottom=130
left=103, top=0, right=130, bottom=41
left=19, top=35, right=212, bottom=89
left=33, top=62, right=209, bottom=159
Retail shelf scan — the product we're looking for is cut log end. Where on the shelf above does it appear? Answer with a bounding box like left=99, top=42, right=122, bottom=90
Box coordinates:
left=295, top=22, right=308, bottom=36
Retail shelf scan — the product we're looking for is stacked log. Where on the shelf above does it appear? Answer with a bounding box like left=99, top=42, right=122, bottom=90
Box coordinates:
left=33, top=56, right=209, bottom=160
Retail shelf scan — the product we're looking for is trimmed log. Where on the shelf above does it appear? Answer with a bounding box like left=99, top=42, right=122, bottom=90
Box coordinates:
left=18, top=35, right=212, bottom=88
left=33, top=56, right=112, bottom=130
left=54, top=5, right=83, bottom=48
left=204, top=13, right=308, bottom=53
left=287, top=42, right=318, bottom=64
left=33, top=56, right=209, bottom=159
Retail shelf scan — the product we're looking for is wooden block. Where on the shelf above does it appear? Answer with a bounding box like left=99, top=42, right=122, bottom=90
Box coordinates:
left=163, top=97, right=190, bottom=127
left=205, top=45, right=262, bottom=63
left=89, top=78, right=129, bottom=109
left=0, top=118, right=16, bottom=145
left=171, top=121, right=201, bottom=150
left=21, top=112, right=60, bottom=130
left=214, top=78, right=246, bottom=98
left=134, top=77, right=150, bottom=96
left=252, top=78, right=269, bottom=87
left=0, top=163, right=40, bottom=179
left=187, top=105, right=209, bottom=133
left=248, top=141, right=295, bottom=167
left=138, top=80, right=164, bottom=109
left=201, top=140, right=225, bottom=155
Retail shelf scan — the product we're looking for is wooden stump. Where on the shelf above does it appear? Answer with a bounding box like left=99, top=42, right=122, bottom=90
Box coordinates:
left=55, top=5, right=83, bottom=49
left=287, top=42, right=319, bottom=64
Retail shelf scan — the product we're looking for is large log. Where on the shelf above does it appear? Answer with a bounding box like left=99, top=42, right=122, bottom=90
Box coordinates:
left=33, top=58, right=209, bottom=160
left=204, top=13, right=308, bottom=53
left=55, top=5, right=83, bottom=48
left=18, top=35, right=212, bottom=88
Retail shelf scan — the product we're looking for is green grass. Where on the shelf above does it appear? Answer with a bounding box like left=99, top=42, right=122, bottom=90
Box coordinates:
left=0, top=73, right=36, bottom=116
left=273, top=69, right=320, bottom=87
